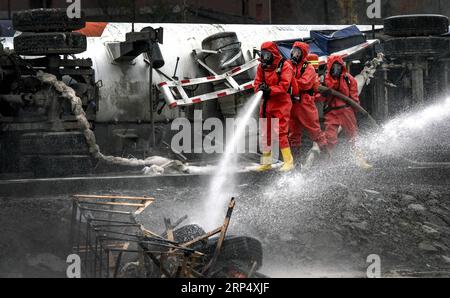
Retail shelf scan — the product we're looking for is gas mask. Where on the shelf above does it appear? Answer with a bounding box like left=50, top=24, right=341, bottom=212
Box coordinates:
left=260, top=50, right=274, bottom=69
left=330, top=62, right=343, bottom=79
left=290, top=47, right=303, bottom=65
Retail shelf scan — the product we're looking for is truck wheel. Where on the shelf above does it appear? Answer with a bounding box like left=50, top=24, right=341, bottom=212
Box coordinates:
left=384, top=14, right=449, bottom=37
left=174, top=224, right=206, bottom=243
left=202, top=31, right=247, bottom=74
left=202, top=32, right=249, bottom=118
left=14, top=32, right=87, bottom=56
left=384, top=37, right=450, bottom=58
left=208, top=236, right=263, bottom=270
left=13, top=9, right=85, bottom=32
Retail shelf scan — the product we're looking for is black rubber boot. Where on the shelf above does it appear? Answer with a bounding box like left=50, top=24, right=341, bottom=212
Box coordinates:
left=291, top=147, right=302, bottom=169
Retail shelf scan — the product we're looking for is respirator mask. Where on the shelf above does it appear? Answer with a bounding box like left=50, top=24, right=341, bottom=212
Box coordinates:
left=290, top=47, right=303, bottom=65
left=330, top=62, right=343, bottom=79
left=260, top=50, right=274, bottom=69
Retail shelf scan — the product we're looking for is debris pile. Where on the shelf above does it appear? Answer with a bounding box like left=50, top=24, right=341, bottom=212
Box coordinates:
left=70, top=195, right=266, bottom=278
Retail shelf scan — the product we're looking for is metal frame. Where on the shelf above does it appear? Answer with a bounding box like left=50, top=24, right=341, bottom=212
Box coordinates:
left=70, top=194, right=237, bottom=278
left=158, top=58, right=259, bottom=108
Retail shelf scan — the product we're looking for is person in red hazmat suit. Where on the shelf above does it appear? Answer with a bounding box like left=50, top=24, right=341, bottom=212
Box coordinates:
left=288, top=42, right=327, bottom=166
left=253, top=41, right=294, bottom=172
left=307, top=53, right=320, bottom=71
left=319, top=54, right=372, bottom=169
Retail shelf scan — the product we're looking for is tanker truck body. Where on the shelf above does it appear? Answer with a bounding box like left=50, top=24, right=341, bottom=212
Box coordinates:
left=0, top=10, right=449, bottom=179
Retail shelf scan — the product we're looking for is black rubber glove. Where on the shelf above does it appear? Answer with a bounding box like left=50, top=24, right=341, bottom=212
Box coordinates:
left=320, top=87, right=332, bottom=98
left=258, top=83, right=271, bottom=100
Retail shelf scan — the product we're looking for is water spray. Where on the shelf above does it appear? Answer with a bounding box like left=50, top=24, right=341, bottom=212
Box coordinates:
left=201, top=91, right=263, bottom=230
left=318, top=86, right=450, bottom=168
left=360, top=96, right=450, bottom=168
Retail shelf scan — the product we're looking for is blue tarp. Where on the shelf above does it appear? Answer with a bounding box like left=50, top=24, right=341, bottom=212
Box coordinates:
left=0, top=20, right=15, bottom=37
left=276, top=25, right=367, bottom=60
left=310, top=25, right=366, bottom=54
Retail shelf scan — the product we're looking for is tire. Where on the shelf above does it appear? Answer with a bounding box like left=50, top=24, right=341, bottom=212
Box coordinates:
left=13, top=9, right=85, bottom=32
left=384, top=37, right=450, bottom=58
left=202, top=31, right=246, bottom=73
left=19, top=132, right=89, bottom=155
left=202, top=32, right=241, bottom=52
left=173, top=224, right=206, bottom=243
left=14, top=32, right=87, bottom=56
left=173, top=224, right=207, bottom=251
left=202, top=32, right=249, bottom=118
left=207, top=236, right=263, bottom=270
left=384, top=14, right=449, bottom=37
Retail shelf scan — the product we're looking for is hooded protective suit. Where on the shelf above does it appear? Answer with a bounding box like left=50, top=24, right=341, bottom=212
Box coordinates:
left=288, top=42, right=327, bottom=152
left=253, top=41, right=293, bottom=151
left=319, top=55, right=360, bottom=150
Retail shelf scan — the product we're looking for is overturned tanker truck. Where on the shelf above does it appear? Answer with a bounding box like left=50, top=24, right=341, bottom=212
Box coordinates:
left=0, top=10, right=449, bottom=179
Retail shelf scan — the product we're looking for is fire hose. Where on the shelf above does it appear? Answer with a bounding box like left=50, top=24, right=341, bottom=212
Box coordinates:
left=318, top=86, right=450, bottom=168
left=317, top=85, right=378, bottom=128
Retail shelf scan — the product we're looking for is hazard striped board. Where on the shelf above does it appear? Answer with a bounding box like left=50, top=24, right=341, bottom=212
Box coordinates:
left=158, top=58, right=259, bottom=108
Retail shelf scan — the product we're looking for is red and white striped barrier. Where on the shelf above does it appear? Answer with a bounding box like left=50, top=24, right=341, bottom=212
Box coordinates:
left=158, top=58, right=259, bottom=108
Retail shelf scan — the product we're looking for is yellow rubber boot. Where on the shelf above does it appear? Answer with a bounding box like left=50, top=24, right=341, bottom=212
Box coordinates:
left=354, top=148, right=373, bottom=170
left=280, top=148, right=295, bottom=172
left=256, top=152, right=273, bottom=172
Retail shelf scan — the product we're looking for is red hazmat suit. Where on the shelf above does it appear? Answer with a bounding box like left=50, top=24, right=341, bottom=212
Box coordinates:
left=319, top=55, right=360, bottom=151
left=75, top=22, right=108, bottom=37
left=288, top=42, right=327, bottom=149
left=254, top=41, right=293, bottom=150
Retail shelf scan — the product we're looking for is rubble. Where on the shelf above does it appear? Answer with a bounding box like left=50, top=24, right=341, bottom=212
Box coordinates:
left=69, top=194, right=265, bottom=278
left=1, top=178, right=450, bottom=278
left=408, top=204, right=427, bottom=212
left=315, top=183, right=450, bottom=274
left=419, top=242, right=439, bottom=252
